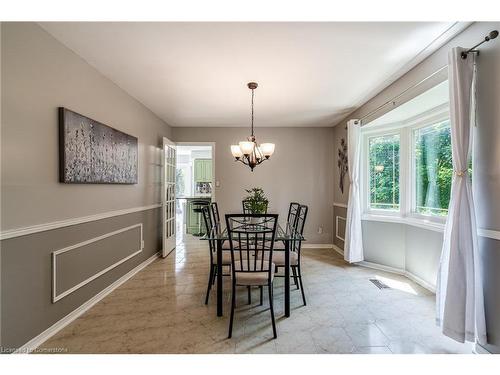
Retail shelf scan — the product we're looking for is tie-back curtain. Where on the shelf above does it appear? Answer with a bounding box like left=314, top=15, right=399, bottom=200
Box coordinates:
left=344, top=119, right=364, bottom=263
left=436, top=47, right=487, bottom=345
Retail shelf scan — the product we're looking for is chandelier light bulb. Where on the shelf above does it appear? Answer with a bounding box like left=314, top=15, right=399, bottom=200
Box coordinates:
left=231, top=145, right=243, bottom=159
left=260, top=143, right=275, bottom=158
left=239, top=141, right=255, bottom=156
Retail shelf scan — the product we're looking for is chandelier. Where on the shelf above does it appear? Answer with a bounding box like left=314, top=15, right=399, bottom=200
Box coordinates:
left=230, top=82, right=275, bottom=171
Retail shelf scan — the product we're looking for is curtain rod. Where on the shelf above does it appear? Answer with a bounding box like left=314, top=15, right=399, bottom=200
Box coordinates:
left=350, top=29, right=499, bottom=127
left=353, top=65, right=447, bottom=126
left=461, top=30, right=498, bottom=59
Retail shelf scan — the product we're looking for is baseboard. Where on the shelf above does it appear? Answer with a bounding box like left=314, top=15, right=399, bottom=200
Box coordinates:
left=302, top=243, right=334, bottom=249
left=332, top=244, right=344, bottom=257
left=357, top=261, right=436, bottom=293
left=357, top=260, right=405, bottom=276
left=13, top=252, right=160, bottom=354
left=404, top=270, right=436, bottom=293
left=473, top=343, right=492, bottom=354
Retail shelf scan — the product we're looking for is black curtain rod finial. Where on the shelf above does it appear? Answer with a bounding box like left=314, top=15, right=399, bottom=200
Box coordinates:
left=461, top=29, right=498, bottom=59
left=488, top=30, right=499, bottom=40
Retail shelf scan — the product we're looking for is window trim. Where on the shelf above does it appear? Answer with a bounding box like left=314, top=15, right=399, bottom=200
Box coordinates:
left=361, top=104, right=450, bottom=229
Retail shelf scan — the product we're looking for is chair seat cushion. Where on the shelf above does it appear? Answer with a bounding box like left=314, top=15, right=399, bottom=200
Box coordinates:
left=272, top=251, right=299, bottom=266
left=233, top=261, right=275, bottom=286
left=257, top=250, right=298, bottom=266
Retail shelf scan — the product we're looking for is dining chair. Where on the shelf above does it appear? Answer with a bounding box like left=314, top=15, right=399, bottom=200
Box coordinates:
left=273, top=202, right=300, bottom=248
left=209, top=201, right=231, bottom=250
left=202, top=206, right=232, bottom=305
left=286, top=202, right=301, bottom=229
left=210, top=201, right=221, bottom=226
left=225, top=214, right=279, bottom=339
left=274, top=204, right=308, bottom=306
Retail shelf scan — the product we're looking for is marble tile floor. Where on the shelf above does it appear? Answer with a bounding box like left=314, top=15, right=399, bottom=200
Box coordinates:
left=39, top=236, right=473, bottom=354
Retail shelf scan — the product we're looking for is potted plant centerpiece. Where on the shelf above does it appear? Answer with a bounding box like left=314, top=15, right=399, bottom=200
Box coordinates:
left=243, top=188, right=269, bottom=223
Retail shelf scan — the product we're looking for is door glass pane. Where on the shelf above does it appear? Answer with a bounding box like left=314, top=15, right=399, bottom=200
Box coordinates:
left=414, top=120, right=452, bottom=216
left=369, top=134, right=400, bottom=211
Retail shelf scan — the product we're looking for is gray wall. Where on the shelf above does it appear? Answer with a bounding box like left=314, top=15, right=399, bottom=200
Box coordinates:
left=405, top=227, right=443, bottom=287
left=362, top=222, right=406, bottom=270
left=172, top=126, right=334, bottom=244
left=1, top=22, right=172, bottom=231
left=332, top=22, right=500, bottom=353
left=1, top=23, right=171, bottom=349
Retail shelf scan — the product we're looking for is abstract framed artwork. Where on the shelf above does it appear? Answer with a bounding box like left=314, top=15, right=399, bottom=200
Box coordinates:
left=59, top=107, right=138, bottom=184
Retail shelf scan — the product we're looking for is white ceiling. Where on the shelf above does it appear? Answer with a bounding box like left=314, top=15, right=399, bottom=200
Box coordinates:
left=40, top=22, right=468, bottom=128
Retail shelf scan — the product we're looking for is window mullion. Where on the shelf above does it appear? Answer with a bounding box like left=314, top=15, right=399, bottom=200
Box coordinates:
left=400, top=127, right=409, bottom=218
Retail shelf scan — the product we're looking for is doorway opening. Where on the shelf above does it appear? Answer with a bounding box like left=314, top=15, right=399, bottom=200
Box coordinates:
left=175, top=143, right=215, bottom=245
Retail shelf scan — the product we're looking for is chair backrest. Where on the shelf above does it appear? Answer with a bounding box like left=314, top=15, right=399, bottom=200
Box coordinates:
left=292, top=205, right=308, bottom=253
left=242, top=199, right=269, bottom=214
left=287, top=202, right=301, bottom=230
left=225, top=214, right=278, bottom=277
left=210, top=201, right=220, bottom=226
left=202, top=206, right=215, bottom=256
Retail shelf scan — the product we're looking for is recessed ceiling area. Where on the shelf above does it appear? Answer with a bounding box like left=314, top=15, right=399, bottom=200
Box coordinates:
left=39, top=22, right=468, bottom=128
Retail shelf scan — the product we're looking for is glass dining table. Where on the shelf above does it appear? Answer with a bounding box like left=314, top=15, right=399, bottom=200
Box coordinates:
left=201, top=221, right=304, bottom=318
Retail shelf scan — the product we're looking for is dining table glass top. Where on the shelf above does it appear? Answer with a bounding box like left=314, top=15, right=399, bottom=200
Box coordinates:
left=201, top=221, right=305, bottom=242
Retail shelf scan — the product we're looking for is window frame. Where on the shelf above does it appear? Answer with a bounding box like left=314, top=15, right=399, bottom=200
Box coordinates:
left=361, top=104, right=450, bottom=228
left=363, top=129, right=402, bottom=217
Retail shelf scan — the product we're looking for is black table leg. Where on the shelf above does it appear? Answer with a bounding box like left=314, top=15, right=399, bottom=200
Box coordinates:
left=284, top=240, right=290, bottom=317
left=216, top=239, right=223, bottom=317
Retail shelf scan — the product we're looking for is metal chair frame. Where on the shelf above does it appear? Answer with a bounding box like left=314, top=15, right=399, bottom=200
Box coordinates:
left=225, top=214, right=279, bottom=339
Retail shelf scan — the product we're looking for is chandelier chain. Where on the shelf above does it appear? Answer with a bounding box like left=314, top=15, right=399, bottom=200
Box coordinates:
left=251, top=88, right=255, bottom=136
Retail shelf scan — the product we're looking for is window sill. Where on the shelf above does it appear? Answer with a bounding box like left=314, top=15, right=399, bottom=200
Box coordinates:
left=362, top=213, right=445, bottom=233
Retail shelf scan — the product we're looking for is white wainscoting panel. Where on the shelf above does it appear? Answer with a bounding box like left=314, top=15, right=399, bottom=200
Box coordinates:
left=52, top=223, right=144, bottom=303
left=16, top=252, right=159, bottom=354
left=335, top=216, right=346, bottom=242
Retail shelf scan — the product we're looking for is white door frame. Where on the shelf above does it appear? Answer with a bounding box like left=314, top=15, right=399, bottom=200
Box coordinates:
left=162, top=137, right=177, bottom=258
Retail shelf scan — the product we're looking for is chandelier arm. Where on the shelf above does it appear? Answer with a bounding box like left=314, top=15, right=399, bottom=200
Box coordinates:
left=236, top=158, right=249, bottom=167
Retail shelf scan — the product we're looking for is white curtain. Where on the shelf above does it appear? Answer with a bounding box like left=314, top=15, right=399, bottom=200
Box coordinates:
left=344, top=119, right=364, bottom=263
left=436, top=47, right=487, bottom=345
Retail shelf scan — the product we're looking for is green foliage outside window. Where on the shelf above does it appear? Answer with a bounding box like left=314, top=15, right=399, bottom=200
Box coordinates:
left=368, top=119, right=456, bottom=217
left=414, top=120, right=453, bottom=216
left=175, top=169, right=185, bottom=196
left=369, top=134, right=400, bottom=210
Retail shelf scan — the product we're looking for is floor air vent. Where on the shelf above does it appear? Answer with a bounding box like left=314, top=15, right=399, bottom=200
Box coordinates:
left=369, top=279, right=391, bottom=290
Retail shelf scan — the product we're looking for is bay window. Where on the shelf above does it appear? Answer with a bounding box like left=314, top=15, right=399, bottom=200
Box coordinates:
left=362, top=101, right=454, bottom=227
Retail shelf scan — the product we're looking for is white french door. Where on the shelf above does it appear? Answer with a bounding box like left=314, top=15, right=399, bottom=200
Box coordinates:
left=162, top=137, right=176, bottom=258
